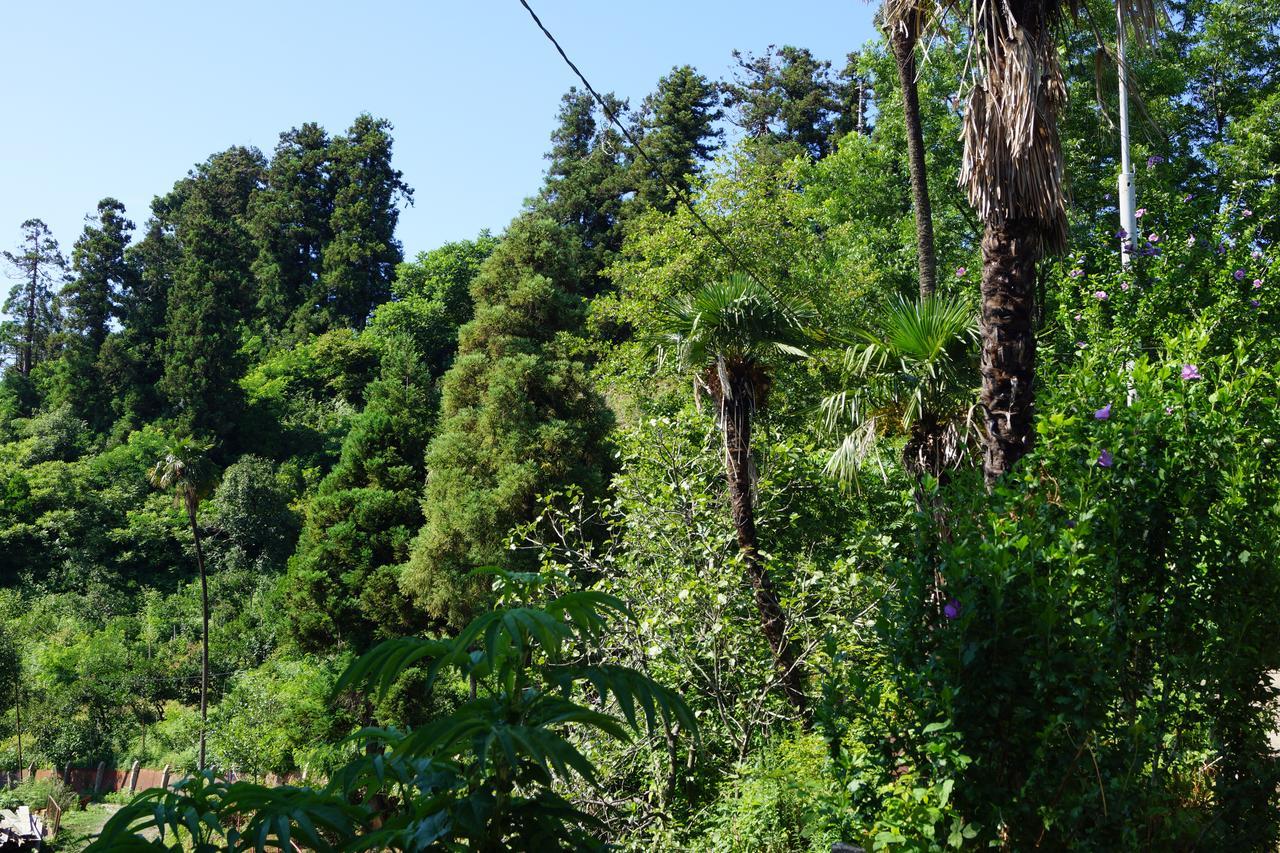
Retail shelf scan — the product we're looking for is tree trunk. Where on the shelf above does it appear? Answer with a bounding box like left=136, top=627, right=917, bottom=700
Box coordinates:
left=22, top=267, right=36, bottom=378
left=14, top=683, right=20, bottom=773
left=188, top=502, right=210, bottom=772
left=888, top=23, right=937, bottom=298
left=719, top=364, right=809, bottom=716
left=979, top=219, right=1040, bottom=485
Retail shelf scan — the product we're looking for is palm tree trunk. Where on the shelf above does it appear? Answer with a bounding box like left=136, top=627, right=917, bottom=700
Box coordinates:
left=888, top=24, right=937, bottom=298
left=720, top=368, right=808, bottom=716
left=979, top=218, right=1039, bottom=485
left=188, top=502, right=210, bottom=772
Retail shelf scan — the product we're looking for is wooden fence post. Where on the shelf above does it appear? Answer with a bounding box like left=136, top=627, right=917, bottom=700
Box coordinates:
left=93, top=761, right=106, bottom=793
left=160, top=764, right=172, bottom=790
left=62, top=763, right=71, bottom=787
left=129, top=760, right=141, bottom=794
left=26, top=762, right=34, bottom=784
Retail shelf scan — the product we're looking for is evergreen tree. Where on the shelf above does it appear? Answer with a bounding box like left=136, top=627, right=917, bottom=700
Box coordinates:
left=318, top=115, right=412, bottom=331
left=538, top=89, right=631, bottom=292
left=1, top=219, right=65, bottom=378
left=158, top=147, right=265, bottom=440
left=65, top=199, right=135, bottom=353
left=286, top=236, right=497, bottom=654
left=721, top=45, right=839, bottom=158
left=249, top=124, right=333, bottom=339
left=401, top=215, right=614, bottom=628
left=102, top=206, right=180, bottom=430
left=633, top=66, right=724, bottom=213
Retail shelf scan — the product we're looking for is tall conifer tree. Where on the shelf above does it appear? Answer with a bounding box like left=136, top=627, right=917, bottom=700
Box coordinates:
left=2, top=219, right=65, bottom=378
left=633, top=65, right=723, bottom=213
left=402, top=215, right=613, bottom=628
left=319, top=115, right=412, bottom=330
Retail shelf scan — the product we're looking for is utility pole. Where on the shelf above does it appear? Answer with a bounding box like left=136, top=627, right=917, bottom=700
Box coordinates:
left=1117, top=1, right=1137, bottom=266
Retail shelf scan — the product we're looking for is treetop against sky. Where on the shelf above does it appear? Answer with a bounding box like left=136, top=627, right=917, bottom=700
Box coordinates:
left=0, top=0, right=875, bottom=257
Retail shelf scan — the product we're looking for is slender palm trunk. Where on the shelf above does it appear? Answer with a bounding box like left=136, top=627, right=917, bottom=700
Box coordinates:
left=14, top=682, right=20, bottom=774
left=889, top=24, right=937, bottom=298
left=719, top=365, right=808, bottom=716
left=979, top=219, right=1039, bottom=485
left=187, top=501, right=210, bottom=771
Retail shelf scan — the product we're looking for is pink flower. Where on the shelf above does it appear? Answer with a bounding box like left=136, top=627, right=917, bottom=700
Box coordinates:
left=1148, top=233, right=1161, bottom=243
left=1254, top=280, right=1264, bottom=289
left=1181, top=364, right=1201, bottom=381
left=1074, top=313, right=1083, bottom=321
left=1136, top=208, right=1147, bottom=218
left=1094, top=290, right=1108, bottom=301
left=1243, top=209, right=1253, bottom=217
left=956, top=266, right=967, bottom=277
left=1120, top=282, right=1130, bottom=291
left=1165, top=406, right=1175, bottom=414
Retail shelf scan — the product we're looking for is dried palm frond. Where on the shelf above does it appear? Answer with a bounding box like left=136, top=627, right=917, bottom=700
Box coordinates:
left=956, top=0, right=1070, bottom=253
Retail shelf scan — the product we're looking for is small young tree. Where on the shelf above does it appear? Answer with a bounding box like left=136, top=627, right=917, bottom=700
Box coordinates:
left=2, top=219, right=65, bottom=377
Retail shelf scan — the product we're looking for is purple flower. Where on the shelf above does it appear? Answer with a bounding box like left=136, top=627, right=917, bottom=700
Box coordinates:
left=1116, top=228, right=1129, bottom=240
left=956, top=266, right=967, bottom=278
left=1095, top=403, right=1112, bottom=420
left=1094, top=290, right=1109, bottom=301
left=943, top=598, right=961, bottom=620
left=1182, top=193, right=1193, bottom=202
left=1148, top=233, right=1161, bottom=243
left=1098, top=449, right=1114, bottom=468
left=1074, top=313, right=1083, bottom=321
left=1251, top=299, right=1260, bottom=308
left=1243, top=209, right=1253, bottom=217
left=1136, top=208, right=1147, bottom=218
left=1186, top=235, right=1196, bottom=247
left=1076, top=341, right=1087, bottom=349
left=1254, top=280, right=1264, bottom=289
left=1165, top=405, right=1175, bottom=414
left=1253, top=249, right=1264, bottom=259
left=1065, top=519, right=1077, bottom=529
left=1147, top=155, right=1164, bottom=167
left=1121, top=282, right=1130, bottom=291
left=1069, top=268, right=1084, bottom=277
left=1181, top=364, right=1201, bottom=381
left=1234, top=269, right=1246, bottom=280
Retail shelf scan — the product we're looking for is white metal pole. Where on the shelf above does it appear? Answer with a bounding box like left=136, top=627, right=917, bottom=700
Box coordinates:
left=1117, top=1, right=1137, bottom=266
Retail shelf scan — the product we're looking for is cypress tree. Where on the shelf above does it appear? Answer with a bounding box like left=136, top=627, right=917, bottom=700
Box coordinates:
left=286, top=236, right=496, bottom=653
left=158, top=147, right=265, bottom=439
left=249, top=123, right=334, bottom=339
left=633, top=65, right=724, bottom=213
left=538, top=89, right=631, bottom=293
left=401, top=215, right=614, bottom=627
left=319, top=115, right=412, bottom=331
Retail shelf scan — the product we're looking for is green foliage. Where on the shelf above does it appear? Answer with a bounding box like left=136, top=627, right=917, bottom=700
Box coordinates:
left=403, top=215, right=614, bottom=628
left=821, top=293, right=979, bottom=482
left=92, top=573, right=695, bottom=851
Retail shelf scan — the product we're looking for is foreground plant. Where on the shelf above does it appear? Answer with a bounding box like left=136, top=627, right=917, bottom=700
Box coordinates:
left=88, top=571, right=695, bottom=851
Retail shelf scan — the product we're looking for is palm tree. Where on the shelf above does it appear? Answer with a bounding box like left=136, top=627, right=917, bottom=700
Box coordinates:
left=654, top=274, right=814, bottom=714
left=882, top=0, right=938, bottom=297
left=956, top=0, right=1071, bottom=484
left=821, top=292, right=979, bottom=487
left=149, top=436, right=217, bottom=770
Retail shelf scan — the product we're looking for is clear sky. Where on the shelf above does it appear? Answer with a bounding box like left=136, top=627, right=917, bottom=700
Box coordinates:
left=0, top=1, right=877, bottom=260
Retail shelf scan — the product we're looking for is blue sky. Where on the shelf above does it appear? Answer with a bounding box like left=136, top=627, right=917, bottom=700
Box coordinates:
left=0, top=1, right=876, bottom=260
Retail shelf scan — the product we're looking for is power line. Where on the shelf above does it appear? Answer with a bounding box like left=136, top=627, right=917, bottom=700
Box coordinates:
left=516, top=0, right=785, bottom=305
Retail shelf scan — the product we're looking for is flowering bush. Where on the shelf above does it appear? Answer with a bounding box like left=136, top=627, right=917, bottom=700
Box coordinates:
left=872, top=326, right=1280, bottom=848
